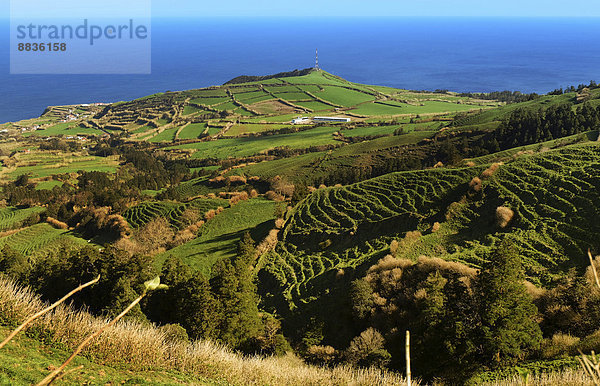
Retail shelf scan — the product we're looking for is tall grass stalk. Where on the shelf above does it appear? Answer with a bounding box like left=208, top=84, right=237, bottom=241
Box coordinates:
left=0, top=275, right=99, bottom=350
left=36, top=290, right=147, bottom=386
left=578, top=249, right=600, bottom=385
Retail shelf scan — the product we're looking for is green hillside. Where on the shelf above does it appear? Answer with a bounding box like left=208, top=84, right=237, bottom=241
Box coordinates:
left=267, top=142, right=600, bottom=310
left=2, top=69, right=600, bottom=384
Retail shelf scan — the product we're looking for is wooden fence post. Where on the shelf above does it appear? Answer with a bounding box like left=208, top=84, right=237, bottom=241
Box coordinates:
left=406, top=330, right=411, bottom=386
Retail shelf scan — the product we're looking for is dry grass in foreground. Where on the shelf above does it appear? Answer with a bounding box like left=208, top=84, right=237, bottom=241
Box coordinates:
left=0, top=276, right=410, bottom=385
left=480, top=369, right=594, bottom=385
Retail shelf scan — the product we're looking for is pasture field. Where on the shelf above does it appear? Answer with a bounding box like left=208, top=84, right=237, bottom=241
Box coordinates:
left=24, top=122, right=105, bottom=137
left=231, top=131, right=435, bottom=181
left=148, top=127, right=178, bottom=143
left=272, top=92, right=312, bottom=101
left=155, top=198, right=277, bottom=275
left=349, top=102, right=407, bottom=116
left=0, top=223, right=90, bottom=258
left=233, top=90, right=271, bottom=102
left=352, top=100, right=483, bottom=116
left=130, top=125, right=154, bottom=134
left=314, top=86, right=376, bottom=106
left=0, top=207, right=45, bottom=231
left=182, top=105, right=203, bottom=116
left=239, top=94, right=274, bottom=104
left=244, top=114, right=298, bottom=123
left=167, top=126, right=341, bottom=159
left=1, top=151, right=119, bottom=181
left=264, top=86, right=303, bottom=94
left=226, top=123, right=289, bottom=136
left=212, top=101, right=239, bottom=112
left=34, top=180, right=64, bottom=190
left=292, top=101, right=334, bottom=111
left=340, top=125, right=403, bottom=137
left=178, top=123, right=208, bottom=139
left=233, top=106, right=256, bottom=116
left=190, top=96, right=230, bottom=106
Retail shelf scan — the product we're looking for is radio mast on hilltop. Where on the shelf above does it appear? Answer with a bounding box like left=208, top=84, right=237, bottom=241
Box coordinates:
left=315, top=48, right=320, bottom=71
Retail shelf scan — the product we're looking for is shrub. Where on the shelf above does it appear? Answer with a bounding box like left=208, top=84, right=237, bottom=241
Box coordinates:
left=159, top=323, right=190, bottom=344
left=389, top=240, right=399, bottom=256
left=179, top=208, right=201, bottom=227
left=481, top=162, right=502, bottom=178
left=46, top=216, right=68, bottom=230
left=496, top=206, right=514, bottom=228
left=229, top=192, right=249, bottom=206
left=305, top=345, right=338, bottom=366
left=345, top=328, right=391, bottom=369
left=469, top=176, right=482, bottom=192
left=204, top=209, right=216, bottom=221
left=541, top=333, right=580, bottom=359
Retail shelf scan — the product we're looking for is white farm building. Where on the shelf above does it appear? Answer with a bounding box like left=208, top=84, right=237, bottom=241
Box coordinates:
left=291, top=116, right=351, bottom=124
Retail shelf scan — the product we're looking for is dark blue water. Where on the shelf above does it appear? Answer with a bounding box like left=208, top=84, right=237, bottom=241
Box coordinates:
left=2, top=17, right=600, bottom=123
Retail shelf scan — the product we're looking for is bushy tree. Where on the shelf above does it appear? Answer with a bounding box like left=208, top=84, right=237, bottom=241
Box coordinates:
left=475, top=240, right=542, bottom=366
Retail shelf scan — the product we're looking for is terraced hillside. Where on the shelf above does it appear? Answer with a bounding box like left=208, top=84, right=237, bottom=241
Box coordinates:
left=0, top=223, right=90, bottom=258
left=156, top=198, right=277, bottom=276
left=264, top=142, right=600, bottom=306
left=0, top=207, right=45, bottom=231
left=123, top=197, right=228, bottom=229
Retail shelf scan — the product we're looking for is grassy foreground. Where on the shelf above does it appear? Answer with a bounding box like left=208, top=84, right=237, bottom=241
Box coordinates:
left=0, top=276, right=408, bottom=385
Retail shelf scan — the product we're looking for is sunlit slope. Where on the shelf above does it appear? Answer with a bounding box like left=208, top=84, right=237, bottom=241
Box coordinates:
left=265, top=142, right=600, bottom=306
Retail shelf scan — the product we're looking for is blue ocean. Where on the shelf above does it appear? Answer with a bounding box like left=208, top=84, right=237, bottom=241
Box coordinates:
left=2, top=17, right=600, bottom=123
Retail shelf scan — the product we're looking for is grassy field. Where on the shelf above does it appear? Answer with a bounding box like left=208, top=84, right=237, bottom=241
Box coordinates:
left=182, top=105, right=203, bottom=116
left=1, top=151, right=119, bottom=181
left=315, top=86, right=376, bottom=106
left=155, top=198, right=277, bottom=276
left=341, top=125, right=403, bottom=137
left=292, top=100, right=335, bottom=111
left=167, top=126, right=341, bottom=159
left=34, top=180, right=64, bottom=190
left=0, top=223, right=90, bottom=258
left=123, top=198, right=228, bottom=230
left=226, top=123, right=289, bottom=136
left=0, top=207, right=45, bottom=231
left=352, top=100, right=484, bottom=116
left=24, top=123, right=105, bottom=137
left=178, top=123, right=208, bottom=139
left=232, top=131, right=435, bottom=181
left=148, top=127, right=178, bottom=143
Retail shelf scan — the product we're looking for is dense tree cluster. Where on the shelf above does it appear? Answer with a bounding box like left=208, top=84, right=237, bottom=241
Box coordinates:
left=549, top=80, right=599, bottom=95
left=484, top=102, right=599, bottom=150
left=459, top=90, right=540, bottom=104
left=335, top=240, right=600, bottom=381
